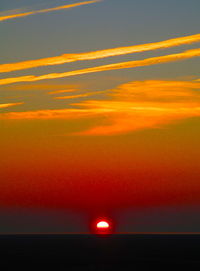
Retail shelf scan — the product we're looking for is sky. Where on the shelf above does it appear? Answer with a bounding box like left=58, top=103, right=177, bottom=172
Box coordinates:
left=0, top=0, right=200, bottom=233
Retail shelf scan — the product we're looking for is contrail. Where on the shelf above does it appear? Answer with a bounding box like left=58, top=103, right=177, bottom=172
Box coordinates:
left=0, top=48, right=200, bottom=86
left=0, top=33, right=200, bottom=73
left=0, top=0, right=100, bottom=22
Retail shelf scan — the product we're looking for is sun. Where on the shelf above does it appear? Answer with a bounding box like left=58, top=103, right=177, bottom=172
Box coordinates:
left=96, top=221, right=110, bottom=229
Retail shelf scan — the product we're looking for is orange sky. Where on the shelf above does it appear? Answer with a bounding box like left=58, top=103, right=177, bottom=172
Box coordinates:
left=1, top=115, right=200, bottom=214
left=1, top=0, right=200, bottom=232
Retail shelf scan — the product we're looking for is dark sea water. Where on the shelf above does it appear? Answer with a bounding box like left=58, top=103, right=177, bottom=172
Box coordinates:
left=0, top=234, right=200, bottom=270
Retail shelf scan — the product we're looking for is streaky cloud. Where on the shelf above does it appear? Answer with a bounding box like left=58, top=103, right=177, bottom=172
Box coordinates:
left=76, top=79, right=200, bottom=135
left=1, top=80, right=200, bottom=136
left=54, top=90, right=107, bottom=99
left=0, top=102, right=23, bottom=109
left=0, top=0, right=101, bottom=22
left=0, top=33, right=200, bottom=73
left=0, top=108, right=96, bottom=119
left=48, top=89, right=78, bottom=95
left=0, top=48, right=200, bottom=86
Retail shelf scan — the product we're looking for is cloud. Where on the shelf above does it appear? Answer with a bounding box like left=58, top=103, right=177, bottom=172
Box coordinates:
left=54, top=90, right=107, bottom=99
left=77, top=80, right=200, bottom=135
left=0, top=108, right=95, bottom=119
left=48, top=89, right=78, bottom=95
left=0, top=48, right=200, bottom=86
left=0, top=33, right=200, bottom=73
left=1, top=80, right=200, bottom=136
left=0, top=102, right=23, bottom=109
left=0, top=0, right=100, bottom=22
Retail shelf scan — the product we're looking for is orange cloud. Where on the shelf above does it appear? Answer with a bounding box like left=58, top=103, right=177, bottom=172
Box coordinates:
left=54, top=90, right=107, bottom=99
left=55, top=94, right=89, bottom=99
left=0, top=108, right=96, bottom=119
left=0, top=33, right=200, bottom=73
left=0, top=48, right=200, bottom=86
left=77, top=80, right=200, bottom=135
left=0, top=102, right=23, bottom=109
left=1, top=80, right=200, bottom=136
left=0, top=0, right=100, bottom=22
left=111, top=80, right=200, bottom=101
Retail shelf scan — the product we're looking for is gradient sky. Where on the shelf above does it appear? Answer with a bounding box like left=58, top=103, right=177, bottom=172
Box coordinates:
left=0, top=0, right=200, bottom=233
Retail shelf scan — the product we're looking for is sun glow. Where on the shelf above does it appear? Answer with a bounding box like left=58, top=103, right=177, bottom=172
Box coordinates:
left=96, top=221, right=110, bottom=229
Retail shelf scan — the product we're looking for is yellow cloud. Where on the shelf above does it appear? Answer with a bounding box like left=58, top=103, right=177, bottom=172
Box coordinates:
left=0, top=0, right=100, bottom=22
left=0, top=102, right=23, bottom=109
left=0, top=48, right=200, bottom=86
left=0, top=33, right=200, bottom=73
left=1, top=80, right=200, bottom=136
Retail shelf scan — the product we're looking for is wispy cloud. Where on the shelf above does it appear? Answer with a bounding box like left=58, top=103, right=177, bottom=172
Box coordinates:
left=0, top=108, right=93, bottom=119
left=1, top=80, right=200, bottom=136
left=0, top=33, right=200, bottom=73
left=77, top=80, right=200, bottom=135
left=0, top=102, right=23, bottom=109
left=1, top=48, right=200, bottom=86
left=54, top=90, right=107, bottom=99
left=48, top=89, right=78, bottom=95
left=0, top=0, right=100, bottom=22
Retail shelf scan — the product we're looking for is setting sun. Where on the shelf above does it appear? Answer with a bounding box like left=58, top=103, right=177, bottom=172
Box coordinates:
left=96, top=221, right=110, bottom=229
left=1, top=0, right=200, bottom=235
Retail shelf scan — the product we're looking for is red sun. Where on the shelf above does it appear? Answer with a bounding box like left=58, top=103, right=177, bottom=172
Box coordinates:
left=91, top=218, right=113, bottom=235
left=96, top=221, right=110, bottom=229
